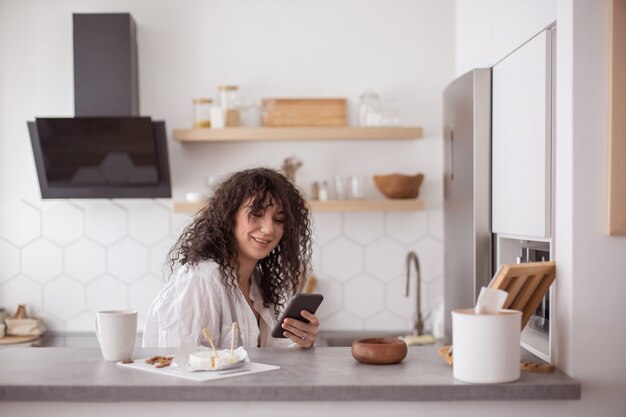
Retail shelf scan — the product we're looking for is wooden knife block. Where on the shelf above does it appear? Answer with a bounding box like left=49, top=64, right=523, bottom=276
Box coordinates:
left=439, top=261, right=556, bottom=366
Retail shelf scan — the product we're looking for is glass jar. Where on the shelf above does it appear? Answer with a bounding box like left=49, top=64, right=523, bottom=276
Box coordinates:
left=218, top=85, right=241, bottom=127
left=358, top=90, right=382, bottom=127
left=239, top=100, right=261, bottom=127
left=192, top=98, right=212, bottom=128
left=219, top=85, right=239, bottom=109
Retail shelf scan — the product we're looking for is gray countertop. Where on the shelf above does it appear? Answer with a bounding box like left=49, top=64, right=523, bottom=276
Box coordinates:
left=0, top=346, right=580, bottom=402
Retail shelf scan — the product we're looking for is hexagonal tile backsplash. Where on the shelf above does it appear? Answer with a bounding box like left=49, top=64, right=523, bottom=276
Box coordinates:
left=0, top=199, right=443, bottom=334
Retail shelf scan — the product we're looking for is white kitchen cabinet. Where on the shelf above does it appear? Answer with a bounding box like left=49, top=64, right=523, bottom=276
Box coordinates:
left=492, top=29, right=553, bottom=238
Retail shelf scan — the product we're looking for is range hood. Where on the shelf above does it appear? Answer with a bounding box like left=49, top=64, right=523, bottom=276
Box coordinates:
left=28, top=13, right=171, bottom=199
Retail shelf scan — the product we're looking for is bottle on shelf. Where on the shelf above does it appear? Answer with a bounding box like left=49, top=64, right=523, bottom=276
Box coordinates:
left=358, top=90, right=382, bottom=127
left=192, top=98, right=212, bottom=128
left=219, top=85, right=241, bottom=127
left=310, top=181, right=320, bottom=200
left=318, top=182, right=329, bottom=201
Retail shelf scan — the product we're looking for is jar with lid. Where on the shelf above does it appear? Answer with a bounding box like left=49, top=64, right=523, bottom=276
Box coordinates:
left=358, top=90, right=382, bottom=127
left=218, top=85, right=241, bottom=127
left=192, top=98, right=212, bottom=128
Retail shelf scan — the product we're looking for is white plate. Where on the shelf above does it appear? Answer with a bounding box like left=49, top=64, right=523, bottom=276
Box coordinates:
left=118, top=359, right=280, bottom=382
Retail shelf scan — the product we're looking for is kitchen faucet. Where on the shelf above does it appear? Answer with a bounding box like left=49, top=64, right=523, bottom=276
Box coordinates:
left=403, top=251, right=424, bottom=336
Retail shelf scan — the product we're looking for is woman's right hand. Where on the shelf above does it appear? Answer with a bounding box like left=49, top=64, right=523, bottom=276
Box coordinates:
left=281, top=310, right=319, bottom=348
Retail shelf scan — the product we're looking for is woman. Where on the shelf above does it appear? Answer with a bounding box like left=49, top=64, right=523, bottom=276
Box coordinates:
left=142, top=168, right=319, bottom=348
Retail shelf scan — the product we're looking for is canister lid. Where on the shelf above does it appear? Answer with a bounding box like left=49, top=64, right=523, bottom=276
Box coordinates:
left=193, top=98, right=213, bottom=104
left=218, top=85, right=239, bottom=91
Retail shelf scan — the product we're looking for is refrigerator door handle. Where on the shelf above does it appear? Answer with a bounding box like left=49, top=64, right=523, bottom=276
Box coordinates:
left=448, top=128, right=454, bottom=180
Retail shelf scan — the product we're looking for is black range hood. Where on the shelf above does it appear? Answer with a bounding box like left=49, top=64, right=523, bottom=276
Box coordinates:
left=28, top=13, right=171, bottom=199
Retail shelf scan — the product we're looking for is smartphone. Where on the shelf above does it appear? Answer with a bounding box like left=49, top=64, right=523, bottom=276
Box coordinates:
left=271, top=293, right=324, bottom=338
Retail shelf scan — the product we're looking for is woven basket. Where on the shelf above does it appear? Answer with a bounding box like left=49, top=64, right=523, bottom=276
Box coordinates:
left=373, top=173, right=424, bottom=199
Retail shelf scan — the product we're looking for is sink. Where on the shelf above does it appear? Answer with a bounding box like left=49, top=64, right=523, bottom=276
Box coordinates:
left=316, top=331, right=408, bottom=347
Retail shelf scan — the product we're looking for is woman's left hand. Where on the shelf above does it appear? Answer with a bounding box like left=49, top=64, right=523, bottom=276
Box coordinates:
left=281, top=310, right=320, bottom=348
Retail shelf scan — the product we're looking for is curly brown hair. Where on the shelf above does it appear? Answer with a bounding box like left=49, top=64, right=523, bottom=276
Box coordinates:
left=168, top=167, right=313, bottom=315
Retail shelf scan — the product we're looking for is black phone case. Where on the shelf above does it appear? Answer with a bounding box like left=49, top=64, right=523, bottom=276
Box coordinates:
left=271, top=293, right=324, bottom=338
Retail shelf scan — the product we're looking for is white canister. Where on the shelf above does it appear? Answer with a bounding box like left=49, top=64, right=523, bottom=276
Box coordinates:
left=210, top=106, right=225, bottom=128
left=452, top=308, right=521, bottom=383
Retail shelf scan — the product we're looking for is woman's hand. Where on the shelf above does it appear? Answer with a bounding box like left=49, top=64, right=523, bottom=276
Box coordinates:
left=281, top=310, right=320, bottom=348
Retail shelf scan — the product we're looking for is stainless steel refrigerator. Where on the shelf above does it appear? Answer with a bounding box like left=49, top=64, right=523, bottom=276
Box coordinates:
left=442, top=69, right=492, bottom=342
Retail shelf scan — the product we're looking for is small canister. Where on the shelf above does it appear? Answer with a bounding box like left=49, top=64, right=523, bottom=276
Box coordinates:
left=219, top=85, right=239, bottom=109
left=218, top=85, right=241, bottom=127
left=192, top=98, right=212, bottom=128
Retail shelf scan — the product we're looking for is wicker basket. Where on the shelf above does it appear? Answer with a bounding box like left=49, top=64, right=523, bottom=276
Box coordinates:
left=373, top=173, right=424, bottom=199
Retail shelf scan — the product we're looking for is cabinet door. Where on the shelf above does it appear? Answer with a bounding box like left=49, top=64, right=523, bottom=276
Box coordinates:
left=492, top=29, right=552, bottom=238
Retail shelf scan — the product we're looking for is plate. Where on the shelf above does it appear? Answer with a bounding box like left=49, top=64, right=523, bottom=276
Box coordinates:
left=118, top=359, right=280, bottom=382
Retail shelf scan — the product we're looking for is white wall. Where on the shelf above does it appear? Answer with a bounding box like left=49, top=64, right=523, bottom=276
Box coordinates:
left=0, top=0, right=454, bottom=334
left=456, top=0, right=626, bottom=415
left=563, top=0, right=626, bottom=414
left=455, top=0, right=556, bottom=76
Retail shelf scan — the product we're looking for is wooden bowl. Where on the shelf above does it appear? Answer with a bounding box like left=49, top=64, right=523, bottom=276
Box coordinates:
left=351, top=337, right=408, bottom=365
left=373, top=173, right=424, bottom=199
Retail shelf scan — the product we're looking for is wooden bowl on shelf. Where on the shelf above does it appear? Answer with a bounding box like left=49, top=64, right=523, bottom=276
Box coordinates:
left=373, top=173, right=424, bottom=199
left=351, top=337, right=408, bottom=365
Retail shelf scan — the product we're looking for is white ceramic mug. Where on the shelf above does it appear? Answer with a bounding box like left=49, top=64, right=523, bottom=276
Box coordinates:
left=452, top=308, right=522, bottom=383
left=95, top=310, right=138, bottom=361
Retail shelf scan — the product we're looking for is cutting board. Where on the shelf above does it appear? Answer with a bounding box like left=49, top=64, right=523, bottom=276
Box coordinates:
left=117, top=359, right=280, bottom=382
left=488, top=261, right=556, bottom=329
left=439, top=261, right=556, bottom=366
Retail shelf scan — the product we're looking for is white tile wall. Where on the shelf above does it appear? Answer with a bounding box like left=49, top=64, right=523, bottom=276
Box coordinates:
left=0, top=198, right=443, bottom=334
left=42, top=203, right=84, bottom=246
left=84, top=202, right=127, bottom=245
left=64, top=238, right=106, bottom=283
left=108, top=238, right=150, bottom=283
left=0, top=201, right=40, bottom=246
left=0, top=275, right=42, bottom=313
left=85, top=276, right=128, bottom=314
left=344, top=274, right=385, bottom=318
left=364, top=237, right=405, bottom=281
left=22, top=239, right=63, bottom=283
left=0, top=239, right=20, bottom=283
left=43, top=275, right=85, bottom=319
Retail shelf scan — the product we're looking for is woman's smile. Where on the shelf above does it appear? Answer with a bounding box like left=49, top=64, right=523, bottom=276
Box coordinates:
left=252, top=236, right=272, bottom=246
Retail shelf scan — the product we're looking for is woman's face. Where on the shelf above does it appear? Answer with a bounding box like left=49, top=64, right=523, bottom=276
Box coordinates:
left=234, top=197, right=285, bottom=266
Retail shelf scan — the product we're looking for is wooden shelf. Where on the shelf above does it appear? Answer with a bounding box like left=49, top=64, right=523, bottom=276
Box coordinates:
left=309, top=199, right=423, bottom=212
left=173, top=199, right=423, bottom=214
left=173, top=126, right=423, bottom=142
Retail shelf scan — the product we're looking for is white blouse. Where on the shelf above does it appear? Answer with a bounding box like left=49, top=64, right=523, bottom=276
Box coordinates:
left=142, top=260, right=292, bottom=348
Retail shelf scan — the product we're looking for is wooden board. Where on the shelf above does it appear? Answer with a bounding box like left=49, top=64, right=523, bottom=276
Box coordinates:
left=608, top=0, right=626, bottom=234
left=487, top=261, right=556, bottom=330
left=0, top=335, right=39, bottom=345
left=261, top=98, right=347, bottom=127
left=439, top=261, right=556, bottom=366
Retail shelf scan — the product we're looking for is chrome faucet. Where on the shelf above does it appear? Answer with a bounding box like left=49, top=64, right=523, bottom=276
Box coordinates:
left=403, top=251, right=424, bottom=336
